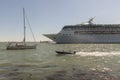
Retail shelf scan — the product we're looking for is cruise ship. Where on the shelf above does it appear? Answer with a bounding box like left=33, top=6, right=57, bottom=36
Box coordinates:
left=44, top=18, right=120, bottom=44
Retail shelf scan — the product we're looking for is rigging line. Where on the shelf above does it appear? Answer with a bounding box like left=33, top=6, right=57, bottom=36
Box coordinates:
left=25, top=15, right=36, bottom=42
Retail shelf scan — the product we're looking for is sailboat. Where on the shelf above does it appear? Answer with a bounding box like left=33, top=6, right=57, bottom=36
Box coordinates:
left=6, top=8, right=37, bottom=50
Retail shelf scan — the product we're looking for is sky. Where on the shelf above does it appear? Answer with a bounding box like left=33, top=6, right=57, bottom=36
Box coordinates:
left=0, top=0, right=120, bottom=42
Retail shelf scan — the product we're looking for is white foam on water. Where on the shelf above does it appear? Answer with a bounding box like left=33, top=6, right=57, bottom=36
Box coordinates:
left=76, top=51, right=120, bottom=56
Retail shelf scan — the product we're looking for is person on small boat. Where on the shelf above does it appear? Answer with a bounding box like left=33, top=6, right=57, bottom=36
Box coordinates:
left=73, top=51, right=76, bottom=54
left=16, top=43, right=18, bottom=46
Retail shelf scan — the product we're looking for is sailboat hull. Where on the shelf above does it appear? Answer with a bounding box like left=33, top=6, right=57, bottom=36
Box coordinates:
left=6, top=44, right=37, bottom=50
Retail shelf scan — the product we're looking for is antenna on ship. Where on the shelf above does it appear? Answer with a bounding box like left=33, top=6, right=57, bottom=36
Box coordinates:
left=81, top=17, right=95, bottom=25
left=88, top=17, right=95, bottom=25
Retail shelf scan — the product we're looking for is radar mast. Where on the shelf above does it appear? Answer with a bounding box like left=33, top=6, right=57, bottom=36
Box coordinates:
left=88, top=17, right=95, bottom=25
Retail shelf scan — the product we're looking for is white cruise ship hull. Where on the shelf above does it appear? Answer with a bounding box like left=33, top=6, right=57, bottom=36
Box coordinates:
left=44, top=33, right=120, bottom=44
left=43, top=22, right=120, bottom=44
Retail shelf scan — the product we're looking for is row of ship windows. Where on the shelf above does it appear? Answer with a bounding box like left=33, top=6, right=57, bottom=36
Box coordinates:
left=63, top=28, right=120, bottom=31
left=59, top=31, right=120, bottom=36
left=74, top=31, right=120, bottom=34
left=60, top=33, right=120, bottom=35
left=59, top=34, right=72, bottom=36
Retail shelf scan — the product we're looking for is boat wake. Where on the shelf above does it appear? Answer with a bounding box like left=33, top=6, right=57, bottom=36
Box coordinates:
left=76, top=51, right=120, bottom=56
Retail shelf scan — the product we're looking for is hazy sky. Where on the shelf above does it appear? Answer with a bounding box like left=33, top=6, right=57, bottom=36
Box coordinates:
left=0, top=0, right=120, bottom=41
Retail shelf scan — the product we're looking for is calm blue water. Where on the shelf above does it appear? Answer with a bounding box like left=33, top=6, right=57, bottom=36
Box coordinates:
left=0, top=42, right=120, bottom=80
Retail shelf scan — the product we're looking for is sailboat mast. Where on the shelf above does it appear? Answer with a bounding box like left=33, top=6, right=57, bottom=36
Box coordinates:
left=23, top=8, right=26, bottom=43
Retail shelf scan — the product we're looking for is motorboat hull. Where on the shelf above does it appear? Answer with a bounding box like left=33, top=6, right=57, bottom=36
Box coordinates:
left=56, top=51, right=76, bottom=54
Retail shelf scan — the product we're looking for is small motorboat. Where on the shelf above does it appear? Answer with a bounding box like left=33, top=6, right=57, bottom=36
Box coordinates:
left=56, top=50, right=76, bottom=54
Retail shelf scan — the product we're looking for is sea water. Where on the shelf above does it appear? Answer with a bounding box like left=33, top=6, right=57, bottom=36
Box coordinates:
left=0, top=42, right=120, bottom=80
